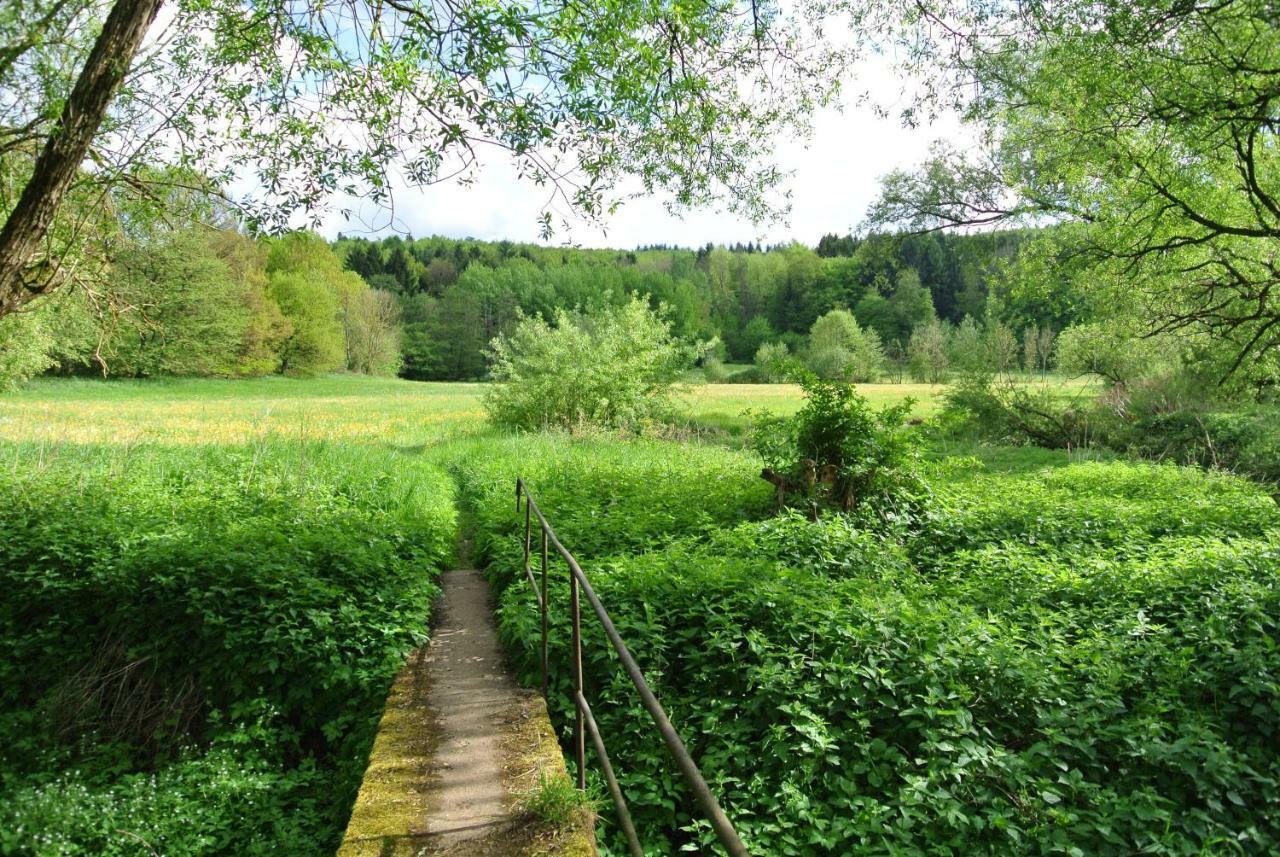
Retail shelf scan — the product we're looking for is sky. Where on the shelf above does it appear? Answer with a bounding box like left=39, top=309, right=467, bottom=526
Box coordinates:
left=317, top=64, right=963, bottom=251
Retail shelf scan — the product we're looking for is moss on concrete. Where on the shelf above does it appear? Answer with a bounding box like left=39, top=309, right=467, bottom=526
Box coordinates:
left=337, top=646, right=438, bottom=857
left=499, top=692, right=599, bottom=857
left=336, top=649, right=596, bottom=857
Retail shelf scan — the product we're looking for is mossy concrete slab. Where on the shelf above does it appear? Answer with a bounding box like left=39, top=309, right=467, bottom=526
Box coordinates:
left=337, top=570, right=596, bottom=857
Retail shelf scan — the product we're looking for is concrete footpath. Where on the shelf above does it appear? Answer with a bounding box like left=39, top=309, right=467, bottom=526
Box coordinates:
left=337, top=568, right=595, bottom=857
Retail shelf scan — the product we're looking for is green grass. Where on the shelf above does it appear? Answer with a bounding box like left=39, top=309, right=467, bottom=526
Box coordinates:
left=681, top=374, right=1096, bottom=434
left=0, top=374, right=1097, bottom=445
left=2, top=373, right=1270, bottom=857
left=0, top=375, right=486, bottom=446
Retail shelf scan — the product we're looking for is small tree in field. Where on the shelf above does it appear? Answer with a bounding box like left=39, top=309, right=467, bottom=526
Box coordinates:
left=755, top=341, right=794, bottom=383
left=485, top=298, right=692, bottom=431
left=806, top=309, right=885, bottom=382
left=908, top=319, right=951, bottom=383
left=752, top=371, right=925, bottom=521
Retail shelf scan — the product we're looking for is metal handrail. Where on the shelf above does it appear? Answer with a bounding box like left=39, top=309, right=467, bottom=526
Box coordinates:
left=515, top=477, right=749, bottom=857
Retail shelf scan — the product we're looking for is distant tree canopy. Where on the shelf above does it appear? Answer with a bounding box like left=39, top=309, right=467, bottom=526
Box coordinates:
left=334, top=228, right=1070, bottom=381
left=0, top=227, right=400, bottom=383
left=0, top=217, right=1081, bottom=388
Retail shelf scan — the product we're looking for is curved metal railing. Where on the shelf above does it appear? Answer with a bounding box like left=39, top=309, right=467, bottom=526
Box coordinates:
left=514, top=476, right=748, bottom=857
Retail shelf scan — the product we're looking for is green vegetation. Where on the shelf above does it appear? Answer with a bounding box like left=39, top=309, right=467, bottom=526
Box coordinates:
left=485, top=298, right=695, bottom=432
left=0, top=372, right=1275, bottom=856
left=751, top=373, right=924, bottom=517
left=0, top=229, right=400, bottom=387
left=519, top=772, right=600, bottom=831
left=337, top=230, right=1053, bottom=384
left=0, top=439, right=456, bottom=855
left=2, top=1, right=1278, bottom=853
left=867, top=0, right=1280, bottom=393
left=466, top=437, right=1280, bottom=856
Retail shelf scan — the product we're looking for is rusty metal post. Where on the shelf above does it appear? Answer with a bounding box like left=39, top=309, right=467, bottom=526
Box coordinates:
left=523, top=495, right=532, bottom=573
left=518, top=478, right=750, bottom=856
left=570, top=559, right=586, bottom=790
left=577, top=691, right=644, bottom=857
left=540, top=526, right=549, bottom=698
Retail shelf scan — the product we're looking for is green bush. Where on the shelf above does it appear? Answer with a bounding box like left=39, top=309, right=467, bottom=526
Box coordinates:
left=1120, top=406, right=1280, bottom=484
left=753, top=341, right=792, bottom=383
left=0, top=442, right=455, bottom=855
left=701, top=355, right=729, bottom=383
left=485, top=297, right=695, bottom=431
left=805, top=309, right=884, bottom=382
left=751, top=372, right=926, bottom=520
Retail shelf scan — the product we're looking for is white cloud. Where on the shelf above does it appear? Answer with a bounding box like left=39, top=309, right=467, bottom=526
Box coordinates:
left=318, top=62, right=963, bottom=249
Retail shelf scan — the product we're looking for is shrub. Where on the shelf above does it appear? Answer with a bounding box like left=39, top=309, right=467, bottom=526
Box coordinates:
left=1121, top=406, right=1280, bottom=483
left=1055, top=321, right=1178, bottom=385
left=751, top=372, right=926, bottom=520
left=908, top=318, right=951, bottom=382
left=753, top=340, right=792, bottom=382
left=940, top=372, right=1097, bottom=448
left=701, top=354, right=729, bottom=383
left=484, top=297, right=693, bottom=431
left=805, top=309, right=884, bottom=382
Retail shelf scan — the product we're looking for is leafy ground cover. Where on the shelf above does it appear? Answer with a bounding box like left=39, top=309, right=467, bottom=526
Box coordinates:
left=0, top=440, right=456, bottom=855
left=1, top=376, right=1272, bottom=857
left=467, top=443, right=1280, bottom=855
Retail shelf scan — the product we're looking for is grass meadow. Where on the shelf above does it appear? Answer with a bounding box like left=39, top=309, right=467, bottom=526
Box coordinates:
left=0, top=373, right=1095, bottom=445
left=2, top=373, right=1275, bottom=857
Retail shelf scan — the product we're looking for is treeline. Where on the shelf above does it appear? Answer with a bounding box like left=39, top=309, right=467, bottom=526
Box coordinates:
left=0, top=225, right=1083, bottom=387
left=1, top=230, right=399, bottom=386
left=335, top=228, right=1080, bottom=381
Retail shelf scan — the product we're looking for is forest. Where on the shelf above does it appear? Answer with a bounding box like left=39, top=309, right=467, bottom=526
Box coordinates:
left=3, top=223, right=1060, bottom=388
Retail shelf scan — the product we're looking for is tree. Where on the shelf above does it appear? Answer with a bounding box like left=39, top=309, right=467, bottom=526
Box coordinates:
left=855, top=268, right=935, bottom=346
left=907, top=319, right=951, bottom=383
left=1022, top=325, right=1040, bottom=375
left=0, top=290, right=93, bottom=389
left=982, top=312, right=1019, bottom=376
left=206, top=229, right=291, bottom=377
left=267, top=232, right=396, bottom=375
left=0, top=0, right=846, bottom=320
left=485, top=298, right=692, bottom=431
left=806, top=308, right=885, bottom=383
left=344, top=289, right=401, bottom=376
left=1055, top=322, right=1177, bottom=388
left=266, top=272, right=344, bottom=376
left=948, top=316, right=985, bottom=374
left=754, top=341, right=793, bottom=383
left=864, top=0, right=1280, bottom=386
left=737, top=315, right=778, bottom=363
left=104, top=231, right=264, bottom=377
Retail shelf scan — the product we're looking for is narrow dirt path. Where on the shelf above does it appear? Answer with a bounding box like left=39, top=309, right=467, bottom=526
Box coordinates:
left=419, top=567, right=524, bottom=848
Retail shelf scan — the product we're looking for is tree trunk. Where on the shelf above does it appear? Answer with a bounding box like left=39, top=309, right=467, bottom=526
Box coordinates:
left=0, top=0, right=165, bottom=317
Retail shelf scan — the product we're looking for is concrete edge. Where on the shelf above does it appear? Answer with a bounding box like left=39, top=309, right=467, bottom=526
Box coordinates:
left=336, top=651, right=598, bottom=857
left=498, top=692, right=600, bottom=857
left=337, top=646, right=437, bottom=857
